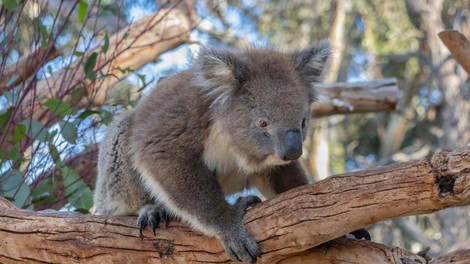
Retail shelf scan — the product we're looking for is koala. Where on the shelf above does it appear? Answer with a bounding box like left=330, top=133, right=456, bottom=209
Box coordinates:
left=94, top=42, right=331, bottom=263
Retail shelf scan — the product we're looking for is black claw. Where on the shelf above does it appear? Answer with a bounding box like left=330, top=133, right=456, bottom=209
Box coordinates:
left=139, top=228, right=144, bottom=240
left=162, top=212, right=170, bottom=227
left=350, top=228, right=371, bottom=240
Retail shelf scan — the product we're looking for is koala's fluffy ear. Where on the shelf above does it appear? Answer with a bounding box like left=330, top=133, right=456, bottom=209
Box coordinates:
left=194, top=48, right=247, bottom=107
left=294, top=41, right=331, bottom=101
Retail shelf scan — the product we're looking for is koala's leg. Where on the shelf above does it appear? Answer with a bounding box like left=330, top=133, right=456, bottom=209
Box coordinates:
left=134, top=159, right=261, bottom=263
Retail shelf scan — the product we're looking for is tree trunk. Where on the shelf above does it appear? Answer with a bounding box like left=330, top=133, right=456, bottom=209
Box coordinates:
left=1, top=149, right=469, bottom=263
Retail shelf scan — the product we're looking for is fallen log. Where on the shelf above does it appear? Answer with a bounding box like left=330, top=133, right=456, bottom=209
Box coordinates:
left=0, top=148, right=468, bottom=263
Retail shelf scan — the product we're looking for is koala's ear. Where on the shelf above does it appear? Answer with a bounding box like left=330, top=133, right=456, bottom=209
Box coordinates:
left=194, top=47, right=247, bottom=107
left=294, top=41, right=331, bottom=100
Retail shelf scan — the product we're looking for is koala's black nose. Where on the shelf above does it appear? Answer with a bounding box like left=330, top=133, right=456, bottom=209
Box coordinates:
left=281, top=130, right=303, bottom=161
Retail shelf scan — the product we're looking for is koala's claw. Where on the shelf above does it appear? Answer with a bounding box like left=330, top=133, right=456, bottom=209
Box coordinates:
left=235, top=195, right=262, bottom=213
left=223, top=232, right=260, bottom=263
left=137, top=204, right=172, bottom=239
left=349, top=228, right=371, bottom=240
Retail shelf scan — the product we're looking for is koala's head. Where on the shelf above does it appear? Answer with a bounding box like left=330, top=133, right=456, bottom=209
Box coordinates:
left=195, top=43, right=330, bottom=169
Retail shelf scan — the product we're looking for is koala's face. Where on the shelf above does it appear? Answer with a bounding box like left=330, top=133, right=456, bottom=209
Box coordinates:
left=225, top=60, right=311, bottom=166
left=196, top=43, right=330, bottom=168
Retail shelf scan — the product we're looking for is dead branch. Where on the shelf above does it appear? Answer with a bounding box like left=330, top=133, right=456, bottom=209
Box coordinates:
left=313, top=78, right=398, bottom=117
left=438, top=30, right=470, bottom=76
left=0, top=148, right=469, bottom=263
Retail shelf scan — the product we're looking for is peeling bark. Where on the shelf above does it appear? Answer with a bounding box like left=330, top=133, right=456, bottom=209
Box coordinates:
left=0, top=149, right=469, bottom=263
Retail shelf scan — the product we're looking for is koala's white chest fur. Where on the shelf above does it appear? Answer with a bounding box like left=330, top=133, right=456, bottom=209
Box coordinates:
left=203, top=122, right=264, bottom=195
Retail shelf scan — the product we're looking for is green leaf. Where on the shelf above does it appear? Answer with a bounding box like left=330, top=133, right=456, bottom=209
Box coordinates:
left=13, top=123, right=26, bottom=144
left=78, top=110, right=100, bottom=120
left=0, top=169, right=23, bottom=192
left=21, top=119, right=50, bottom=142
left=43, top=98, right=76, bottom=116
left=40, top=24, right=48, bottom=49
left=71, top=187, right=93, bottom=212
left=0, top=108, right=12, bottom=132
left=12, top=183, right=30, bottom=209
left=62, top=166, right=81, bottom=196
left=5, top=74, right=18, bottom=87
left=48, top=143, right=62, bottom=167
left=77, top=1, right=89, bottom=23
left=58, top=120, right=78, bottom=144
left=8, top=146, right=18, bottom=160
left=2, top=0, right=17, bottom=11
left=99, top=109, right=113, bottom=125
left=73, top=51, right=85, bottom=57
left=83, top=52, right=98, bottom=80
left=32, top=178, right=55, bottom=206
left=102, top=34, right=109, bottom=53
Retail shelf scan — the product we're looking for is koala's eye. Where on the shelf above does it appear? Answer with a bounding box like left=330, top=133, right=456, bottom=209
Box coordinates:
left=258, top=119, right=269, bottom=128
left=302, top=118, right=306, bottom=129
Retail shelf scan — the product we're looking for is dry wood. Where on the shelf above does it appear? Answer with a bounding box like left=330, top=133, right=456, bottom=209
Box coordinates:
left=438, top=30, right=470, bottom=76
left=279, top=237, right=428, bottom=263
left=313, top=78, right=398, bottom=117
left=0, top=149, right=469, bottom=263
left=430, top=249, right=470, bottom=264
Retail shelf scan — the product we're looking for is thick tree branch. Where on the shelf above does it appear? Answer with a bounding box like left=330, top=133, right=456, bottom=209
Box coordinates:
left=0, top=149, right=469, bottom=263
left=429, top=249, right=470, bottom=264
left=438, top=30, right=470, bottom=76
left=313, top=78, right=398, bottom=117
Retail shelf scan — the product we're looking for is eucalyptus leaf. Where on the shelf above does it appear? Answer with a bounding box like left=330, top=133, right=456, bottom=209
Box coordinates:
left=77, top=1, right=89, bottom=22
left=21, top=119, right=50, bottom=142
left=43, top=98, right=76, bottom=116
left=84, top=52, right=98, bottom=80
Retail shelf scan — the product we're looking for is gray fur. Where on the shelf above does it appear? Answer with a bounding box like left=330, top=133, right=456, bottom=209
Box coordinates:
left=94, top=42, right=331, bottom=263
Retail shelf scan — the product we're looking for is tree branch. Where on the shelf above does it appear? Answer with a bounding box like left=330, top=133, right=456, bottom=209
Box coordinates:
left=438, top=30, right=470, bottom=76
left=0, top=148, right=469, bottom=262
left=313, top=78, right=398, bottom=117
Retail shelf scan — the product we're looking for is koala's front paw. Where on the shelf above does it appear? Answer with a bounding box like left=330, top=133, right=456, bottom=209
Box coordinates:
left=235, top=195, right=262, bottom=213
left=219, top=196, right=262, bottom=263
left=137, top=204, right=172, bottom=239
left=220, top=226, right=261, bottom=263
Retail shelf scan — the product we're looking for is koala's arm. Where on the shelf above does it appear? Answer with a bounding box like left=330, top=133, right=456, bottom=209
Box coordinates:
left=252, top=161, right=309, bottom=199
left=270, top=161, right=309, bottom=194
left=134, top=152, right=260, bottom=262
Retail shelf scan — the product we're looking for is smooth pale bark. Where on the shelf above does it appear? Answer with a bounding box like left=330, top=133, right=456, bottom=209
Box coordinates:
left=0, top=149, right=469, bottom=263
left=438, top=30, right=470, bottom=76
left=313, top=78, right=398, bottom=117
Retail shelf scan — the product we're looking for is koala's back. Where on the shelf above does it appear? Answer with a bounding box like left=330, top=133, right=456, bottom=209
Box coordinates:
left=94, top=110, right=152, bottom=215
left=95, top=71, right=212, bottom=216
